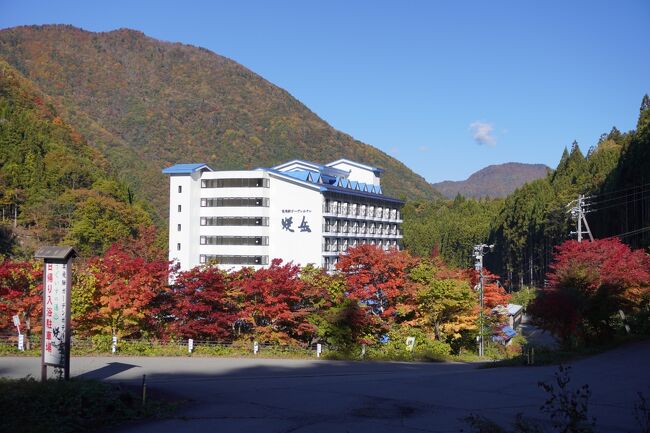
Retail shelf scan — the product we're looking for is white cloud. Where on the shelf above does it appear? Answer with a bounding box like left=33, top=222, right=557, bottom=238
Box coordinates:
left=469, top=121, right=496, bottom=146
left=417, top=145, right=430, bottom=153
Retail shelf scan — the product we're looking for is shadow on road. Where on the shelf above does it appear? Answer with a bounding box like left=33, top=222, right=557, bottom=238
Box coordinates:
left=76, top=361, right=140, bottom=380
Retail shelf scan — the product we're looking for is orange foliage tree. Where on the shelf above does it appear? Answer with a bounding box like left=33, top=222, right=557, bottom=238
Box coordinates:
left=337, top=245, right=416, bottom=341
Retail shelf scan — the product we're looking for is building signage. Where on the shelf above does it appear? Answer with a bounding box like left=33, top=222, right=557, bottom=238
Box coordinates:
left=43, top=262, right=69, bottom=366
left=35, top=246, right=76, bottom=381
left=281, top=215, right=312, bottom=233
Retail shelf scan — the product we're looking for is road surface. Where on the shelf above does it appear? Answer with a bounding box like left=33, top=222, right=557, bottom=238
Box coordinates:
left=2, top=340, right=649, bottom=432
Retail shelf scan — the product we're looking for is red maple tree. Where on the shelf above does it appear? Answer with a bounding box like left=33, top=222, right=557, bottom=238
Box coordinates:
left=171, top=265, right=236, bottom=341
left=231, top=259, right=316, bottom=345
left=336, top=245, right=416, bottom=341
left=529, top=238, right=650, bottom=344
left=0, top=259, right=42, bottom=348
left=84, top=244, right=171, bottom=339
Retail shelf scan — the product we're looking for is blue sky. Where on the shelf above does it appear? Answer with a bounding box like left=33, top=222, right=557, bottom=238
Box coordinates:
left=1, top=0, right=648, bottom=182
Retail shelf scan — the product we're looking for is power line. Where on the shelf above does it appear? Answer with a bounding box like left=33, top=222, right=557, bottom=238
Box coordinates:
left=587, top=195, right=647, bottom=213
left=603, top=226, right=650, bottom=240
left=585, top=181, right=650, bottom=201
left=585, top=189, right=648, bottom=207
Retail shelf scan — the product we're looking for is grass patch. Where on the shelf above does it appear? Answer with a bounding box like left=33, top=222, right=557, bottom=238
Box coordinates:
left=0, top=377, right=175, bottom=433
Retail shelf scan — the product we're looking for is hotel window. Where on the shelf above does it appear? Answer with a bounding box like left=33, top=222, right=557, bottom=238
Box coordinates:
left=199, top=255, right=269, bottom=265
left=201, top=197, right=269, bottom=207
left=200, top=217, right=269, bottom=226
left=177, top=205, right=182, bottom=212
left=201, top=178, right=269, bottom=188
left=177, top=243, right=181, bottom=251
left=200, top=236, right=268, bottom=246
left=178, top=185, right=182, bottom=193
left=177, top=224, right=181, bottom=231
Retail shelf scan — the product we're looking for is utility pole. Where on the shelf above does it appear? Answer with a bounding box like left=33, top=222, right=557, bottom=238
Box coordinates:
left=473, top=244, right=494, bottom=358
left=568, top=194, right=594, bottom=242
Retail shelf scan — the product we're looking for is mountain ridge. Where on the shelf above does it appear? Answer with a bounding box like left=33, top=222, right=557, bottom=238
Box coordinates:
left=432, top=162, right=550, bottom=198
left=0, top=25, right=440, bottom=223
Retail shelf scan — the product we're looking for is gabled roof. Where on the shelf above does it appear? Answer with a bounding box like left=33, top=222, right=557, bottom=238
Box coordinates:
left=326, top=158, right=385, bottom=175
left=319, top=184, right=405, bottom=204
left=272, top=159, right=348, bottom=177
left=35, top=246, right=77, bottom=260
left=162, top=163, right=213, bottom=174
left=283, top=170, right=318, bottom=182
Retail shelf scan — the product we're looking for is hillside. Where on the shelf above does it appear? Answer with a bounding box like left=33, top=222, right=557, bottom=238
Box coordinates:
left=0, top=25, right=440, bottom=222
left=431, top=163, right=550, bottom=198
left=0, top=60, right=151, bottom=257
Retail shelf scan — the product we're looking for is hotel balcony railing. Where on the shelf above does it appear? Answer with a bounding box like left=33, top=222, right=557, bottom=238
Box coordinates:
left=323, top=205, right=401, bottom=221
left=323, top=225, right=402, bottom=238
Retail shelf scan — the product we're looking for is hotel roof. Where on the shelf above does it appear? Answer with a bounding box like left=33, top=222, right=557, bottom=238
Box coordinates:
left=162, top=163, right=213, bottom=174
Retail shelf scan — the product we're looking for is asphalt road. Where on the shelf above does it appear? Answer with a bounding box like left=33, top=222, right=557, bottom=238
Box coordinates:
left=2, top=341, right=649, bottom=433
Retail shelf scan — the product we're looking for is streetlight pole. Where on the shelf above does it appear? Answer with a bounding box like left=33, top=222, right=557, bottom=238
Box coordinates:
left=474, top=244, right=493, bottom=358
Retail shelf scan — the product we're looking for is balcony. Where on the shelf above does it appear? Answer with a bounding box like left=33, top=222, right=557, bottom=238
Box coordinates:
left=323, top=204, right=402, bottom=222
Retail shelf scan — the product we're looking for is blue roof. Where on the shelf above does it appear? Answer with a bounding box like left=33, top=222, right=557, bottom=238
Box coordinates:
left=320, top=174, right=337, bottom=185
left=492, top=325, right=517, bottom=343
left=162, top=163, right=212, bottom=174
left=284, top=170, right=318, bottom=182
left=319, top=184, right=405, bottom=204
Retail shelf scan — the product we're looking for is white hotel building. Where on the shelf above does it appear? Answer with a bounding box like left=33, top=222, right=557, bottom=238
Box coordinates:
left=163, top=159, right=404, bottom=272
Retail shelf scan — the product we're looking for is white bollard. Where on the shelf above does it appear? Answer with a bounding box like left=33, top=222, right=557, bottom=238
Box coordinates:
left=18, top=334, right=24, bottom=351
left=253, top=341, right=259, bottom=355
left=188, top=338, right=194, bottom=353
left=316, top=343, right=322, bottom=358
left=111, top=335, right=117, bottom=354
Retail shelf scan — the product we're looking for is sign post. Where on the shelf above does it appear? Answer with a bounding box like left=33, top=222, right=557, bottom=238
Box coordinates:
left=12, top=315, right=23, bottom=351
left=405, top=337, right=416, bottom=352
left=35, top=246, right=76, bottom=382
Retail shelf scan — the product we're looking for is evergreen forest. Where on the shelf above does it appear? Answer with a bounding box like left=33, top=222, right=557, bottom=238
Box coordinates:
left=404, top=95, right=650, bottom=289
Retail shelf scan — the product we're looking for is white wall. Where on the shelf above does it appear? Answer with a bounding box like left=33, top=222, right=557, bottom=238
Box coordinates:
left=328, top=161, right=380, bottom=186
left=168, top=173, right=201, bottom=271
left=268, top=175, right=323, bottom=267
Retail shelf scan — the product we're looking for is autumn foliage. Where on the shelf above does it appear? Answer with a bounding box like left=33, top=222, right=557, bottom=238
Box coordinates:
left=529, top=238, right=650, bottom=345
left=1, top=243, right=516, bottom=353
left=0, top=259, right=41, bottom=348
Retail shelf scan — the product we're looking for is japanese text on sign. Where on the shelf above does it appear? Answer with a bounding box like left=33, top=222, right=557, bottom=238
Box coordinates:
left=281, top=216, right=311, bottom=233
left=43, top=263, right=68, bottom=366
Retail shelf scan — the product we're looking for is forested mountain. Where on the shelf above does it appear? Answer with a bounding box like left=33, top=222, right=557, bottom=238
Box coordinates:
left=431, top=163, right=549, bottom=198
left=402, top=197, right=504, bottom=268
left=0, top=60, right=151, bottom=257
left=404, top=96, right=650, bottom=287
left=0, top=24, right=439, bottom=224
left=487, top=97, right=650, bottom=287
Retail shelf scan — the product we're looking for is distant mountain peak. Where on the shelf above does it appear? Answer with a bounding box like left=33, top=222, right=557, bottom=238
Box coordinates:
left=432, top=162, right=550, bottom=198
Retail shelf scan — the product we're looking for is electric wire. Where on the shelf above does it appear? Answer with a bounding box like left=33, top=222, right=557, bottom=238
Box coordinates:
left=585, top=189, right=649, bottom=207
left=584, top=181, right=650, bottom=200
left=587, top=195, right=647, bottom=213
left=603, top=226, right=650, bottom=240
